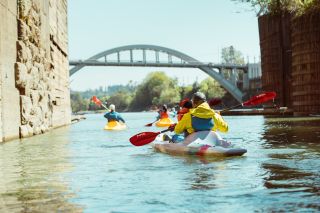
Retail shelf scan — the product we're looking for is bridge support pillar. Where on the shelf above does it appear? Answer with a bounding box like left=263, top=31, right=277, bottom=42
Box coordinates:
left=231, top=68, right=237, bottom=86
left=243, top=73, right=249, bottom=91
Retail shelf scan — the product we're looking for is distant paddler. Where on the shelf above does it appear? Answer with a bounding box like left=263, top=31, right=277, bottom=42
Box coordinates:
left=104, top=104, right=126, bottom=130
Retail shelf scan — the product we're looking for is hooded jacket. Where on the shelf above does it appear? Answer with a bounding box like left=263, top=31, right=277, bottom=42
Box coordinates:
left=174, top=102, right=228, bottom=134
left=104, top=111, right=125, bottom=123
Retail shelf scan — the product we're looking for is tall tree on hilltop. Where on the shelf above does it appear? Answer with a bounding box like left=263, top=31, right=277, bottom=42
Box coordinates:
left=199, top=77, right=226, bottom=99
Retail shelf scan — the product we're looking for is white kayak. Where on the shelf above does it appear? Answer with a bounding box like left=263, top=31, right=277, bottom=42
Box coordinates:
left=151, top=131, right=247, bottom=157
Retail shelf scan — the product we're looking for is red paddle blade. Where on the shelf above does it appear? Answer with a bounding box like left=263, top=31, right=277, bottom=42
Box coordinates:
left=129, top=132, right=160, bottom=146
left=243, top=92, right=276, bottom=106
left=208, top=98, right=222, bottom=107
left=92, top=96, right=102, bottom=106
left=145, top=123, right=153, bottom=127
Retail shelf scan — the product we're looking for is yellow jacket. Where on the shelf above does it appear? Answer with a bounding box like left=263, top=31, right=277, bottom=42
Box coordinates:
left=174, top=102, right=228, bottom=134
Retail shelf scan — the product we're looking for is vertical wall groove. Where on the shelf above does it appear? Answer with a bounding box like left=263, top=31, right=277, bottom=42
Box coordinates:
left=291, top=12, right=320, bottom=116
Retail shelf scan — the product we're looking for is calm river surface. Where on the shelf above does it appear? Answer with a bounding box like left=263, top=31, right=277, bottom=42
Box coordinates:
left=0, top=113, right=320, bottom=212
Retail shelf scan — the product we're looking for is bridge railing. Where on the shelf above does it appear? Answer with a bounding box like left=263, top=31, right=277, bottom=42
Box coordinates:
left=69, top=59, right=247, bottom=70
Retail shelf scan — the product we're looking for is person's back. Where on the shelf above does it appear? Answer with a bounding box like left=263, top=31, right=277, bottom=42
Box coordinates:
left=104, top=104, right=125, bottom=123
left=174, top=92, right=228, bottom=135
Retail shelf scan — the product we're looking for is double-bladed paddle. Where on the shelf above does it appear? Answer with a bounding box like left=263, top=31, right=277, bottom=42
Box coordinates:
left=145, top=120, right=158, bottom=127
left=91, top=96, right=108, bottom=110
left=129, top=128, right=172, bottom=146
left=130, top=92, right=276, bottom=146
left=220, top=91, right=276, bottom=113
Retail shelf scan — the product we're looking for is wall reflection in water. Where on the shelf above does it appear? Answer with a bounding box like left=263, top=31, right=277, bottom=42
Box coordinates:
left=261, top=117, right=320, bottom=211
left=0, top=127, right=83, bottom=212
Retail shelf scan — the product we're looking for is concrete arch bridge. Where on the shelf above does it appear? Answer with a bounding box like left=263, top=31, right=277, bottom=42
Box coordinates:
left=69, top=44, right=248, bottom=102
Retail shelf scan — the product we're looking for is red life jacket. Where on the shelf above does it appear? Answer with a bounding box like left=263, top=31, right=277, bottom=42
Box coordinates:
left=177, top=108, right=189, bottom=121
left=159, top=111, right=169, bottom=119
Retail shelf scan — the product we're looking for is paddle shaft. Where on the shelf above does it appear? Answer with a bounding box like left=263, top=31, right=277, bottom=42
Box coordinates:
left=146, top=120, right=157, bottom=126
left=100, top=103, right=109, bottom=110
left=160, top=128, right=171, bottom=134
left=220, top=103, right=242, bottom=113
left=219, top=92, right=276, bottom=113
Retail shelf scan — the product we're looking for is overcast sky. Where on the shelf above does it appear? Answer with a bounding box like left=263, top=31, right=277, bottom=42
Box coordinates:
left=68, top=0, right=260, bottom=91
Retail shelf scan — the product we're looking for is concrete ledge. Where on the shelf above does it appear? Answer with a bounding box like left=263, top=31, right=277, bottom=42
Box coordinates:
left=221, top=108, right=294, bottom=116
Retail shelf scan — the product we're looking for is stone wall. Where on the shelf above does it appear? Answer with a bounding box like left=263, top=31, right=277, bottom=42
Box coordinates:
left=0, top=0, right=20, bottom=141
left=0, top=0, right=70, bottom=142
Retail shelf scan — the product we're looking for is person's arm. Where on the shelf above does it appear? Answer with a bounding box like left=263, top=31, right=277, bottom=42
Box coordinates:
left=114, top=112, right=125, bottom=123
left=118, top=114, right=125, bottom=123
left=212, top=112, right=228, bottom=133
left=104, top=112, right=109, bottom=119
left=174, top=113, right=190, bottom=134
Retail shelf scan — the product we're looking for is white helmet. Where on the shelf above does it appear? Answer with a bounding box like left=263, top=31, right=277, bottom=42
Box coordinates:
left=109, top=104, right=115, bottom=111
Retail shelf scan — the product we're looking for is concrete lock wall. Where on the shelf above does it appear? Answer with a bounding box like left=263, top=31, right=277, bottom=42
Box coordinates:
left=0, top=0, right=71, bottom=142
left=0, top=0, right=20, bottom=142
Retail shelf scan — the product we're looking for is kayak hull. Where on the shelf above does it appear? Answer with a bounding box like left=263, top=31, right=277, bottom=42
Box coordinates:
left=155, top=117, right=174, bottom=127
left=104, top=121, right=126, bottom=130
left=151, top=131, right=247, bottom=157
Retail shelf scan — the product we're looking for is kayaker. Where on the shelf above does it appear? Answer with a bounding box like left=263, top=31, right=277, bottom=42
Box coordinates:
left=169, top=91, right=228, bottom=135
left=169, top=107, right=177, bottom=117
left=156, top=104, right=169, bottom=120
left=177, top=99, right=193, bottom=121
left=166, top=99, right=193, bottom=143
left=104, top=104, right=125, bottom=123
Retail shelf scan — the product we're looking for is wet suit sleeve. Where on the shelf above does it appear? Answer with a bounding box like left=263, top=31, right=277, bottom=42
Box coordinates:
left=117, top=113, right=125, bottom=123
left=174, top=112, right=190, bottom=134
left=104, top=112, right=110, bottom=119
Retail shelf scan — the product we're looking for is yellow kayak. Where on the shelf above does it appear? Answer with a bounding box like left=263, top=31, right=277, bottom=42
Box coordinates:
left=155, top=117, right=174, bottom=127
left=104, top=121, right=126, bottom=130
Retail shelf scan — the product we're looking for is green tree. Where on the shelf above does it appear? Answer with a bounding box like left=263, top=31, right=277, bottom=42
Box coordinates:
left=199, top=77, right=226, bottom=99
left=107, top=91, right=133, bottom=112
left=70, top=92, right=89, bottom=112
left=221, top=46, right=245, bottom=64
left=220, top=46, right=245, bottom=80
left=129, top=71, right=180, bottom=111
left=232, top=0, right=320, bottom=16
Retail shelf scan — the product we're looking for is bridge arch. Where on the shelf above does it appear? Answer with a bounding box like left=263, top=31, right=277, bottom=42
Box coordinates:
left=69, top=44, right=244, bottom=102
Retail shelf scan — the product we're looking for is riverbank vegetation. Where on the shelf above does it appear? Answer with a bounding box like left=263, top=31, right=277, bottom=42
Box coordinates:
left=71, top=72, right=227, bottom=113
left=233, top=0, right=320, bottom=16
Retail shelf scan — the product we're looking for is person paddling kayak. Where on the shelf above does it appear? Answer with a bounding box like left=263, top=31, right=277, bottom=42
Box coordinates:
left=166, top=92, right=228, bottom=145
left=156, top=104, right=169, bottom=120
left=104, top=104, right=125, bottom=123
left=165, top=99, right=193, bottom=142
left=177, top=98, right=193, bottom=121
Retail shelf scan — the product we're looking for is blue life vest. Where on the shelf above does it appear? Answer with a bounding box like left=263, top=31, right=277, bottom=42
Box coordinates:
left=104, top=111, right=125, bottom=123
left=191, top=116, right=214, bottom=131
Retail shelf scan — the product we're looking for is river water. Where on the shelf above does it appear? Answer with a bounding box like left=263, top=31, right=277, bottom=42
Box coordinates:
left=0, top=113, right=319, bottom=212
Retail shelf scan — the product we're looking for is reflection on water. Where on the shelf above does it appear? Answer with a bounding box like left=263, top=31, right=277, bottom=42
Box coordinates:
left=0, top=113, right=319, bottom=212
left=0, top=127, right=83, bottom=212
left=261, top=117, right=320, bottom=212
